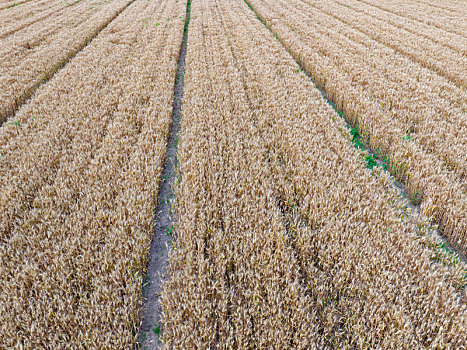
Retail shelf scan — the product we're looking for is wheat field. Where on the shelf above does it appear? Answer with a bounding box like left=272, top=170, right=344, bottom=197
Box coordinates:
left=245, top=0, right=467, bottom=254
left=0, top=0, right=466, bottom=348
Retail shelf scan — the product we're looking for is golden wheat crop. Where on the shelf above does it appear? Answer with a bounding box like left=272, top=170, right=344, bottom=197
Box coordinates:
left=0, top=0, right=186, bottom=347
left=161, top=0, right=467, bottom=348
left=333, top=0, right=466, bottom=55
left=268, top=0, right=467, bottom=173
left=0, top=0, right=31, bottom=11
left=0, top=0, right=131, bottom=122
left=245, top=0, right=467, bottom=255
left=0, top=0, right=65, bottom=37
left=1, top=0, right=466, bottom=348
left=306, top=0, right=467, bottom=87
left=1, top=0, right=40, bottom=9
left=359, top=0, right=467, bottom=37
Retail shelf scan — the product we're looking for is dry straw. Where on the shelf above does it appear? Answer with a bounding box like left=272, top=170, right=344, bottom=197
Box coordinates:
left=246, top=0, right=467, bottom=255
left=0, top=0, right=186, bottom=347
left=162, top=0, right=467, bottom=348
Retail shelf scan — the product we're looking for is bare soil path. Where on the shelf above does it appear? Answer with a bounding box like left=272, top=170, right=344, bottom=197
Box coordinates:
left=137, top=0, right=191, bottom=348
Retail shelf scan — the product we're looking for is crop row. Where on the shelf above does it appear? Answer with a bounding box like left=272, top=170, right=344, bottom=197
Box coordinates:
left=333, top=0, right=466, bottom=55
left=0, top=0, right=33, bottom=11
left=161, top=0, right=467, bottom=347
left=0, top=0, right=132, bottom=122
left=245, top=0, right=467, bottom=255
left=0, top=0, right=66, bottom=37
left=0, top=0, right=186, bottom=347
left=359, top=0, right=467, bottom=37
left=307, top=0, right=466, bottom=88
left=251, top=0, right=466, bottom=176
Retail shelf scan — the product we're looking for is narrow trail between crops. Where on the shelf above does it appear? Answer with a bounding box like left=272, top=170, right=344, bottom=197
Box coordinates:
left=137, top=0, right=191, bottom=348
left=242, top=0, right=467, bottom=269
left=2, top=0, right=136, bottom=125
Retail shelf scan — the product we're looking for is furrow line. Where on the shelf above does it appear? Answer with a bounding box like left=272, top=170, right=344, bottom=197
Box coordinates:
left=137, top=0, right=192, bottom=348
